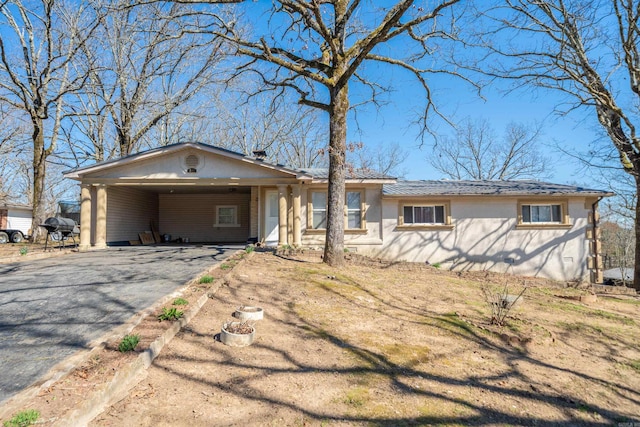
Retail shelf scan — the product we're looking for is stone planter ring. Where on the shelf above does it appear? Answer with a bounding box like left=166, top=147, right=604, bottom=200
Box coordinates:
left=234, top=306, right=264, bottom=321
left=220, top=321, right=256, bottom=347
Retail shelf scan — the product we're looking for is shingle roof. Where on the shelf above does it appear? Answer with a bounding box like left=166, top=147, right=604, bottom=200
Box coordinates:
left=300, top=168, right=395, bottom=180
left=383, top=180, right=613, bottom=197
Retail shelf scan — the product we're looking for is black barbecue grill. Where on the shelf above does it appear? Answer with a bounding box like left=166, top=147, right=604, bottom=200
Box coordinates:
left=40, top=217, right=79, bottom=250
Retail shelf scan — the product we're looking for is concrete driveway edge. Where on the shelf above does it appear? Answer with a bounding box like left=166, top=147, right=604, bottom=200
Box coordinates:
left=57, top=279, right=225, bottom=427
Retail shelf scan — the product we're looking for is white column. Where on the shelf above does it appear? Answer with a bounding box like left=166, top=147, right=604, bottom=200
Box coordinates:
left=95, top=184, right=107, bottom=249
left=277, top=185, right=288, bottom=246
left=79, top=184, right=92, bottom=250
left=292, top=184, right=301, bottom=247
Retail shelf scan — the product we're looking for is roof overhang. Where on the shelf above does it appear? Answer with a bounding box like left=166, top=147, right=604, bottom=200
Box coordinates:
left=64, top=142, right=313, bottom=181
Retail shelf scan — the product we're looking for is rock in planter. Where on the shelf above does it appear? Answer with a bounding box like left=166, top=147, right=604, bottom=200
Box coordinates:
left=234, top=306, right=264, bottom=321
left=220, top=321, right=256, bottom=347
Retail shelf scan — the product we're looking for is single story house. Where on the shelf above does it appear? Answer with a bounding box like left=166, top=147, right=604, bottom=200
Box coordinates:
left=64, top=142, right=612, bottom=282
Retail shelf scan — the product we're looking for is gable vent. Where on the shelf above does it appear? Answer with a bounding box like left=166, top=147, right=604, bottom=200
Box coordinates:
left=185, top=154, right=200, bottom=168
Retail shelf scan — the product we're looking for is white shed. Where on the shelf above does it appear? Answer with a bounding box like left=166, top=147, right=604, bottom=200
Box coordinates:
left=0, top=204, right=33, bottom=237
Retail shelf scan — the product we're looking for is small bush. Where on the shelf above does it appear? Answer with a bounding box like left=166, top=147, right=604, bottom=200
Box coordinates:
left=220, top=263, right=232, bottom=270
left=245, top=245, right=255, bottom=253
left=118, top=334, right=140, bottom=352
left=158, top=307, right=183, bottom=321
left=3, top=409, right=39, bottom=427
left=173, top=298, right=189, bottom=306
left=481, top=284, right=527, bottom=326
left=19, top=246, right=28, bottom=256
left=431, top=262, right=441, bottom=269
left=199, top=275, right=214, bottom=284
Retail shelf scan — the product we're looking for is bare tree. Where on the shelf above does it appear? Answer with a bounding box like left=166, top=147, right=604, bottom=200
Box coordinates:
left=350, top=142, right=408, bottom=178
left=600, top=217, right=635, bottom=287
left=63, top=0, right=226, bottom=164
left=207, top=92, right=328, bottom=168
left=0, top=0, right=98, bottom=240
left=484, top=0, right=640, bottom=289
left=198, top=0, right=471, bottom=266
left=430, top=118, right=551, bottom=180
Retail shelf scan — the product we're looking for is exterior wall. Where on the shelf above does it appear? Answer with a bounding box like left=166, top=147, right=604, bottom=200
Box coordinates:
left=159, top=193, right=250, bottom=242
left=6, top=207, right=33, bottom=235
left=366, top=197, right=590, bottom=282
left=106, top=187, right=159, bottom=243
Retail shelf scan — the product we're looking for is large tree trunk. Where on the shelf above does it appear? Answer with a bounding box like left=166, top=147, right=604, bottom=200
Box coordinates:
left=323, top=84, right=349, bottom=267
left=31, top=118, right=47, bottom=242
left=634, top=175, right=640, bottom=291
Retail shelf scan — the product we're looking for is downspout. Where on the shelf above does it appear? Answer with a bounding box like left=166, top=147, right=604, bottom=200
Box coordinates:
left=592, top=196, right=604, bottom=283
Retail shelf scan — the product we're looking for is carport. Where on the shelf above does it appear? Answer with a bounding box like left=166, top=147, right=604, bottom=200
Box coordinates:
left=64, top=143, right=311, bottom=249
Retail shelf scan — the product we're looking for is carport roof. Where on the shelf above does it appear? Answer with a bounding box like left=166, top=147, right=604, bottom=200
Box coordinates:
left=64, top=142, right=313, bottom=180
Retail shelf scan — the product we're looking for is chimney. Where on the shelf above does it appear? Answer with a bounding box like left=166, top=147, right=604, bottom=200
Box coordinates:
left=252, top=149, right=267, bottom=161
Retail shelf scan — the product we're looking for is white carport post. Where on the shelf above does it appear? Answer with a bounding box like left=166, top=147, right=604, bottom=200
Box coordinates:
left=95, top=184, right=107, bottom=249
left=292, top=184, right=301, bottom=247
left=80, top=184, right=92, bottom=250
left=277, top=184, right=288, bottom=246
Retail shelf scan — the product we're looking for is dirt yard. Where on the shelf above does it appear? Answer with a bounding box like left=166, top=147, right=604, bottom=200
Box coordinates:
left=2, top=249, right=640, bottom=426
left=0, top=242, right=76, bottom=264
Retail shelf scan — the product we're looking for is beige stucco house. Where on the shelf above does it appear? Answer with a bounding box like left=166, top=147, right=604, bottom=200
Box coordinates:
left=64, top=142, right=612, bottom=283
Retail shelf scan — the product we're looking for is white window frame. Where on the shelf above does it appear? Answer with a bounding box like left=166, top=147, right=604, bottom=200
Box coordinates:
left=310, top=191, right=327, bottom=230
left=521, top=204, right=561, bottom=224
left=346, top=190, right=363, bottom=230
left=397, top=200, right=453, bottom=230
left=517, top=199, right=571, bottom=229
left=307, top=189, right=366, bottom=232
left=403, top=204, right=446, bottom=225
left=215, top=205, right=239, bottom=227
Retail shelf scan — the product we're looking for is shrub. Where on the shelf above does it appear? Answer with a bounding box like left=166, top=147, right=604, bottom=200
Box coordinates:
left=173, top=298, right=189, bottom=306
left=19, top=246, right=28, bottom=256
left=3, top=409, right=39, bottom=427
left=481, top=284, right=527, bottom=326
left=158, top=307, right=183, bottom=321
left=118, top=334, right=140, bottom=352
left=245, top=245, right=255, bottom=253
left=199, top=275, right=214, bottom=284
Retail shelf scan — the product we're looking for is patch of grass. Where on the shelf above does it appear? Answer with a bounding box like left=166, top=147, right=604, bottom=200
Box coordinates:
left=431, top=262, right=441, bottom=269
left=19, top=246, right=28, bottom=256
left=220, top=263, right=232, bottom=270
left=601, top=297, right=640, bottom=306
left=557, top=321, right=603, bottom=334
left=3, top=409, right=39, bottom=427
left=552, top=302, right=635, bottom=325
left=199, top=275, right=214, bottom=284
left=173, top=298, right=189, bottom=306
left=158, top=307, right=183, bottom=321
left=118, top=334, right=140, bottom=352
left=379, top=343, right=431, bottom=367
left=628, top=360, right=640, bottom=372
left=343, top=387, right=369, bottom=407
left=245, top=245, right=255, bottom=253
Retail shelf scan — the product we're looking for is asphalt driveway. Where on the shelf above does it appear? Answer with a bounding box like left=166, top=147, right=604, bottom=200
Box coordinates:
left=0, top=244, right=239, bottom=404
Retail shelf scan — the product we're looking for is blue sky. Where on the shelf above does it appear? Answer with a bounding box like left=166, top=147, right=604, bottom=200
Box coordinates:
left=344, top=68, right=603, bottom=186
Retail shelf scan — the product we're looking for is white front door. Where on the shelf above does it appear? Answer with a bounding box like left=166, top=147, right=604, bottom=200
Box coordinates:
left=265, top=191, right=279, bottom=246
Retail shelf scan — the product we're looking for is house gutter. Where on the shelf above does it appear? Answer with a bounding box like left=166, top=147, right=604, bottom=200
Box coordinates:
left=592, top=196, right=604, bottom=283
